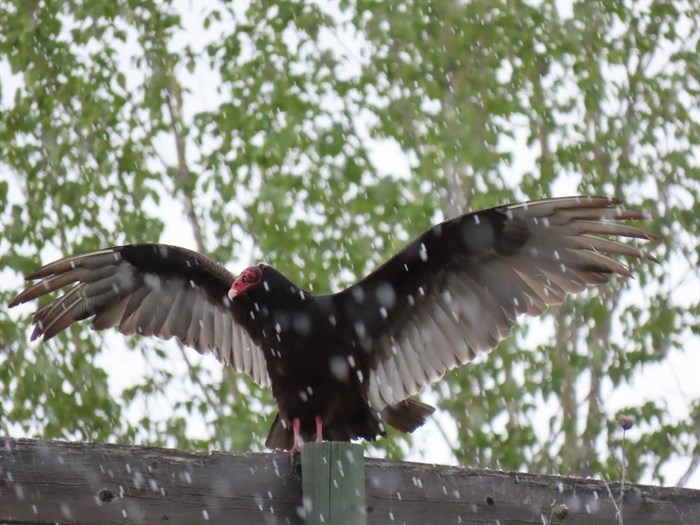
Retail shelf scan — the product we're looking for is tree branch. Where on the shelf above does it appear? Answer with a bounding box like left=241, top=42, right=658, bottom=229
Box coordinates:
left=163, top=74, right=207, bottom=254
left=677, top=454, right=700, bottom=488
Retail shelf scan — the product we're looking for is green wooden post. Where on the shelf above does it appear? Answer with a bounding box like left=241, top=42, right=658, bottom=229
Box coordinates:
left=300, top=442, right=366, bottom=525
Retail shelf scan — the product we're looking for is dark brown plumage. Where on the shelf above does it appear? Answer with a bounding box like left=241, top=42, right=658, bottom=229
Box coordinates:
left=9, top=196, right=658, bottom=450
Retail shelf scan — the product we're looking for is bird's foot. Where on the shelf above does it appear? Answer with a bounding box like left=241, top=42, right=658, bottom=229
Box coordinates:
left=289, top=417, right=302, bottom=454
left=315, top=415, right=323, bottom=443
left=290, top=417, right=303, bottom=473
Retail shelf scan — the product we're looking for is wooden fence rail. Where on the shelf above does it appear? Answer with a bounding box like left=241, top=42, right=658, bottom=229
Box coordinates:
left=0, top=437, right=698, bottom=524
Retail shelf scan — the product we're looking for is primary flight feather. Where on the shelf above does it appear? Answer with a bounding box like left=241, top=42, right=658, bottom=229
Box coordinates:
left=9, top=196, right=658, bottom=451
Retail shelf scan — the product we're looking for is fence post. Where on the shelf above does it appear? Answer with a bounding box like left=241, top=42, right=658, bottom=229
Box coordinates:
left=301, top=442, right=366, bottom=525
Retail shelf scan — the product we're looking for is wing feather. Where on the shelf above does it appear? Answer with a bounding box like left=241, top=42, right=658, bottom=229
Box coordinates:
left=397, top=335, right=430, bottom=392
left=229, top=321, right=244, bottom=370
left=220, top=312, right=233, bottom=360
left=149, top=282, right=179, bottom=336
left=135, top=290, right=160, bottom=336
left=92, top=297, right=129, bottom=331
left=10, top=244, right=270, bottom=387
left=186, top=293, right=204, bottom=348
left=390, top=338, right=420, bottom=397
left=337, top=196, right=658, bottom=411
left=241, top=324, right=253, bottom=377
left=424, top=307, right=458, bottom=370
left=199, top=302, right=215, bottom=352
left=250, top=332, right=266, bottom=385
left=212, top=308, right=225, bottom=361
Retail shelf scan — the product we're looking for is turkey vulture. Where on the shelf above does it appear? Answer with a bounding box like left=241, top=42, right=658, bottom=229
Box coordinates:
left=9, top=196, right=658, bottom=451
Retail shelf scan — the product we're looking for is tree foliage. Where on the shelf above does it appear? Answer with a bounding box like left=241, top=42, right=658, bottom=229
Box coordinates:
left=1, top=0, right=697, bottom=487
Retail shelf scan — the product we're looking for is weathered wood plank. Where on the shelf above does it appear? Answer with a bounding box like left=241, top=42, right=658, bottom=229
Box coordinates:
left=301, top=442, right=365, bottom=525
left=0, top=438, right=302, bottom=525
left=363, top=458, right=699, bottom=524
left=1, top=437, right=698, bottom=525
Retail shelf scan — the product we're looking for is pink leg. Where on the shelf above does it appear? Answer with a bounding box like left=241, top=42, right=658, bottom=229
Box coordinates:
left=315, top=415, right=323, bottom=443
left=291, top=418, right=302, bottom=454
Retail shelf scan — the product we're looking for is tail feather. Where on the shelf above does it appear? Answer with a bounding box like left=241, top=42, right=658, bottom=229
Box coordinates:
left=265, top=413, right=294, bottom=450
left=264, top=399, right=435, bottom=450
left=381, top=399, right=435, bottom=433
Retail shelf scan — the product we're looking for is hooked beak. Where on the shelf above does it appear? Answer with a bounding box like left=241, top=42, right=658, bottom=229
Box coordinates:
left=228, top=288, right=238, bottom=301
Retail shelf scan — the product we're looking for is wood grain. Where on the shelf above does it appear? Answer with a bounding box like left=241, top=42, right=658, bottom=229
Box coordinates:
left=1, top=437, right=697, bottom=524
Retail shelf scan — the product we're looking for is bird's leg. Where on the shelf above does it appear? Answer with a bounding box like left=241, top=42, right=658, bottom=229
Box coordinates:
left=291, top=417, right=302, bottom=454
left=315, top=415, right=323, bottom=443
left=290, top=418, right=303, bottom=474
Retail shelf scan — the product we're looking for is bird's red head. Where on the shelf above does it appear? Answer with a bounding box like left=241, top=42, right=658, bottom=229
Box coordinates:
left=228, top=266, right=264, bottom=300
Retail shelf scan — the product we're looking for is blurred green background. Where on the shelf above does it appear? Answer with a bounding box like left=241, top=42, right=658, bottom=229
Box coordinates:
left=1, top=0, right=698, bottom=487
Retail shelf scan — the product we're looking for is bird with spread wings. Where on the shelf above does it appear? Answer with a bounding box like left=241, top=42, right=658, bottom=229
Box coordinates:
left=10, top=196, right=658, bottom=452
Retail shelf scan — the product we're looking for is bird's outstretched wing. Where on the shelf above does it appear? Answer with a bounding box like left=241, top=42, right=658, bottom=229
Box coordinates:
left=9, top=244, right=269, bottom=387
left=333, top=196, right=659, bottom=411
